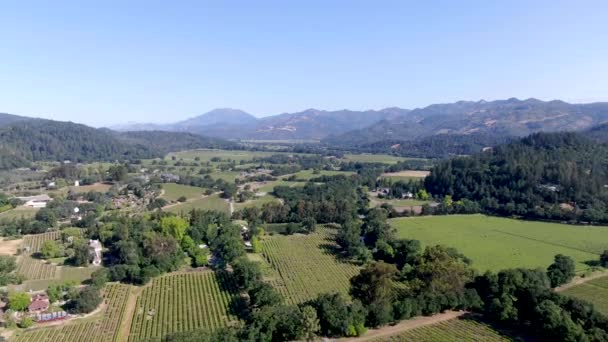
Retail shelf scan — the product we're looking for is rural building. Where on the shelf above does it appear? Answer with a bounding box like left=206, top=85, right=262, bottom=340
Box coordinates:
left=16, top=194, right=52, bottom=208
left=28, top=294, right=50, bottom=313
left=89, top=239, right=103, bottom=266
left=161, top=173, right=180, bottom=182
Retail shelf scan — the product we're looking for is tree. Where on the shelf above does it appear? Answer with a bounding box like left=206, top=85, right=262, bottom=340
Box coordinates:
left=9, top=292, right=30, bottom=311
left=302, top=217, right=317, bottom=234
left=350, top=261, right=398, bottom=327
left=18, top=316, right=34, bottom=328
left=600, top=250, right=608, bottom=268
left=35, top=207, right=56, bottom=227
left=232, top=257, right=262, bottom=291
left=300, top=305, right=320, bottom=341
left=90, top=268, right=109, bottom=288
left=41, top=240, right=63, bottom=259
left=66, top=286, right=102, bottom=314
left=248, top=282, right=282, bottom=309
left=108, top=164, right=128, bottom=182
left=160, top=216, right=189, bottom=241
left=362, top=208, right=394, bottom=247
left=68, top=239, right=90, bottom=266
left=547, top=254, right=576, bottom=288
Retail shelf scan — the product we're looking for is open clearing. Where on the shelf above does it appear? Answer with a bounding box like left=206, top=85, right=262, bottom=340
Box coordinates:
left=0, top=238, right=22, bottom=255
left=0, top=206, right=38, bottom=220
left=160, top=183, right=204, bottom=201
left=167, top=149, right=292, bottom=162
left=343, top=153, right=412, bottom=164
left=69, top=182, right=112, bottom=193
left=562, top=275, right=608, bottom=315
left=382, top=170, right=430, bottom=179
left=165, top=194, right=230, bottom=214
left=128, top=271, right=238, bottom=341
left=259, top=227, right=360, bottom=305
left=390, top=215, right=608, bottom=272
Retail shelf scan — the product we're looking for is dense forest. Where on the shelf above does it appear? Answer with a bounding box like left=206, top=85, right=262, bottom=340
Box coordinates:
left=425, top=132, right=608, bottom=223
left=0, top=119, right=236, bottom=168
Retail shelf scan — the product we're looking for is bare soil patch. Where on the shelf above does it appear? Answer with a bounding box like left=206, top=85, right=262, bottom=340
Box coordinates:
left=0, top=238, right=23, bottom=255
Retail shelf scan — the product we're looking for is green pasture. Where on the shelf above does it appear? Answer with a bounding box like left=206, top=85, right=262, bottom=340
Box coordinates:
left=160, top=183, right=205, bottom=201
left=165, top=194, right=230, bottom=214
left=0, top=206, right=39, bottom=220
left=390, top=215, right=608, bottom=272
left=342, top=153, right=418, bottom=164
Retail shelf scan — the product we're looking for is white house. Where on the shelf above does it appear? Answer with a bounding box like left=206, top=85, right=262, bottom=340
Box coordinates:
left=88, top=239, right=103, bottom=266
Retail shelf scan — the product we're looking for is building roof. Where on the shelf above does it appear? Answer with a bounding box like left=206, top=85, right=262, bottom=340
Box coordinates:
left=28, top=300, right=49, bottom=311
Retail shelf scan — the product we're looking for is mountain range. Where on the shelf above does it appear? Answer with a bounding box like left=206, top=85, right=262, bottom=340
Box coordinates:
left=111, top=98, right=608, bottom=143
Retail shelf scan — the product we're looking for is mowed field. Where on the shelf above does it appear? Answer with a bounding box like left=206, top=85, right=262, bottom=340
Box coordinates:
left=390, top=215, right=608, bottom=272
left=259, top=227, right=361, bottom=305
left=562, top=276, right=608, bottom=315
left=376, top=317, right=511, bottom=342
left=128, top=271, right=238, bottom=341
left=0, top=206, right=38, bottom=220
left=165, top=194, right=230, bottom=214
left=160, top=183, right=204, bottom=201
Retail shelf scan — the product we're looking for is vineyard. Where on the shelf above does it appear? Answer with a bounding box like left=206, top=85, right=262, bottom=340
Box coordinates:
left=128, top=271, right=238, bottom=341
left=563, top=275, right=608, bottom=315
left=13, top=283, right=131, bottom=342
left=22, top=231, right=62, bottom=253
left=259, top=227, right=360, bottom=304
left=16, top=256, right=57, bottom=280
left=376, top=317, right=511, bottom=341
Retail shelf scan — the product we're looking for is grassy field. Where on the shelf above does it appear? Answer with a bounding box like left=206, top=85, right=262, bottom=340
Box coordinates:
left=128, top=272, right=238, bottom=341
left=160, top=183, right=205, bottom=201
left=343, top=153, right=416, bottom=164
left=0, top=206, right=39, bottom=220
left=376, top=317, right=511, bottom=341
left=69, top=182, right=112, bottom=193
left=167, top=149, right=285, bottom=162
left=13, top=283, right=131, bottom=342
left=165, top=194, right=230, bottom=214
left=390, top=215, right=608, bottom=272
left=234, top=194, right=280, bottom=211
left=259, top=227, right=361, bottom=305
left=562, top=276, right=608, bottom=315
left=381, top=170, right=430, bottom=182
left=286, top=169, right=355, bottom=181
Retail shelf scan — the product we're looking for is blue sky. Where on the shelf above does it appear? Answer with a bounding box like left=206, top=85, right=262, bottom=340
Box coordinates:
left=1, top=0, right=607, bottom=126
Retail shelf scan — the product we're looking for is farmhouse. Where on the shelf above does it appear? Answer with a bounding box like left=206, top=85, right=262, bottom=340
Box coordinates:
left=16, top=194, right=52, bottom=208
left=28, top=294, right=50, bottom=313
left=89, top=239, right=103, bottom=266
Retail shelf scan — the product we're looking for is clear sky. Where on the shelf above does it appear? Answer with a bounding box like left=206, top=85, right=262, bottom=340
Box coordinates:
left=1, top=0, right=607, bottom=126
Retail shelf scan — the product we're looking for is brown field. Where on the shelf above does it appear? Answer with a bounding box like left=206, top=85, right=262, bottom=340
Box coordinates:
left=382, top=170, right=430, bottom=178
left=0, top=238, right=23, bottom=255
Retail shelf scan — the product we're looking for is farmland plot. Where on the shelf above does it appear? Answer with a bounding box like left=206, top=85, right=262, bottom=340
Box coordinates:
left=376, top=317, right=511, bottom=341
left=391, top=215, right=608, bottom=272
left=128, top=271, right=238, bottom=341
left=259, top=228, right=360, bottom=304
left=563, top=275, right=608, bottom=315
left=13, top=283, right=131, bottom=342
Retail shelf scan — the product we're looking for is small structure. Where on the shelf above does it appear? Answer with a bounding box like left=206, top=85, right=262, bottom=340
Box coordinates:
left=89, top=239, right=103, bottom=266
left=28, top=294, right=50, bottom=313
left=74, top=180, right=80, bottom=187
left=36, top=311, right=67, bottom=323
left=160, top=173, right=180, bottom=182
left=16, top=194, right=52, bottom=208
left=402, top=192, right=414, bottom=199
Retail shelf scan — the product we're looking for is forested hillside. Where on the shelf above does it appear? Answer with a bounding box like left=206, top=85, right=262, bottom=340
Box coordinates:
left=0, top=119, right=236, bottom=168
left=424, top=132, right=608, bottom=223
